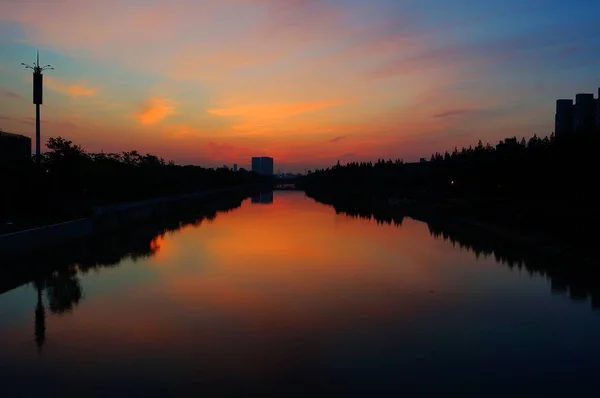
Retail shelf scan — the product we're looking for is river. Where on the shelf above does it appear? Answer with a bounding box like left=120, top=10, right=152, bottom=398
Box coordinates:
left=1, top=190, right=600, bottom=397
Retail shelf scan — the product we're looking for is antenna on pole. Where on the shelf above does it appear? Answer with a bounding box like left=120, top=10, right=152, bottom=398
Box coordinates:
left=21, top=50, right=54, bottom=160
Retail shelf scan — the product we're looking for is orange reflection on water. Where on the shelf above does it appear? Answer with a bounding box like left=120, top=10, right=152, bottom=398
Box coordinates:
left=4, top=191, right=470, bottom=382
left=148, top=233, right=164, bottom=255
left=146, top=192, right=453, bottom=338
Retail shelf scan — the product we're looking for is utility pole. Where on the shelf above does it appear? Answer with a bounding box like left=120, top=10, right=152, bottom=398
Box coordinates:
left=21, top=51, right=53, bottom=161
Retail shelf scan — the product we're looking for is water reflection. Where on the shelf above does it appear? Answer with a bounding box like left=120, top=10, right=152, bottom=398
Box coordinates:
left=309, top=193, right=600, bottom=311
left=2, top=194, right=248, bottom=353
left=251, top=191, right=274, bottom=204
left=2, top=191, right=600, bottom=396
left=34, top=278, right=45, bottom=352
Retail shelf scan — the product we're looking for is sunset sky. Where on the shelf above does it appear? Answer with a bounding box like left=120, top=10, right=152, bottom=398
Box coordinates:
left=1, top=0, right=599, bottom=172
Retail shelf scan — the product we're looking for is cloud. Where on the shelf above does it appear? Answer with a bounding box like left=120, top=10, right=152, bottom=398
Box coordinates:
left=369, top=20, right=600, bottom=80
left=208, top=102, right=336, bottom=119
left=204, top=141, right=253, bottom=164
left=339, top=152, right=357, bottom=159
left=207, top=101, right=339, bottom=132
left=255, top=0, right=348, bottom=43
left=432, top=106, right=515, bottom=122
left=433, top=109, right=475, bottom=119
left=137, top=97, right=177, bottom=125
left=329, top=135, right=347, bottom=143
left=0, top=115, right=35, bottom=125
left=0, top=89, right=24, bottom=100
left=45, top=77, right=98, bottom=97
left=165, top=124, right=197, bottom=140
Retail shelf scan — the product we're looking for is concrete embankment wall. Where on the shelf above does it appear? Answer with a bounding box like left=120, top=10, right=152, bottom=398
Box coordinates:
left=0, top=218, right=93, bottom=254
left=0, top=185, right=258, bottom=254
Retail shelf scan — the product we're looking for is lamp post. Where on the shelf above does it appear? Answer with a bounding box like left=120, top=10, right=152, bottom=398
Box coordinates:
left=21, top=51, right=53, bottom=160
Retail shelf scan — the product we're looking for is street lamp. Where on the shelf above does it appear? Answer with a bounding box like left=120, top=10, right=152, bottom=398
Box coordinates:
left=21, top=51, right=54, bottom=160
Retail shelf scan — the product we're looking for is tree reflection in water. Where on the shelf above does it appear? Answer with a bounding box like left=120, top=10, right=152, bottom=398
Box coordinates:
left=310, top=194, right=600, bottom=311
left=3, top=194, right=248, bottom=353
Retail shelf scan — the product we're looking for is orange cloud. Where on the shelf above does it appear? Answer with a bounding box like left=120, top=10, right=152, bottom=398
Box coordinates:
left=207, top=101, right=339, bottom=132
left=208, top=102, right=337, bottom=118
left=45, top=77, right=98, bottom=97
left=137, top=98, right=177, bottom=125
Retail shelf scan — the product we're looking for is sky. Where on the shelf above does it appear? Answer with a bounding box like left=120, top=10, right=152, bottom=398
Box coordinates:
left=0, top=0, right=599, bottom=172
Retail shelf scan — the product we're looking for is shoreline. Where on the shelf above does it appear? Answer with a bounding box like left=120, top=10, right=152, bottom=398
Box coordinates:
left=304, top=189, right=598, bottom=266
left=0, top=191, right=252, bottom=296
left=0, top=184, right=267, bottom=255
left=449, top=218, right=596, bottom=265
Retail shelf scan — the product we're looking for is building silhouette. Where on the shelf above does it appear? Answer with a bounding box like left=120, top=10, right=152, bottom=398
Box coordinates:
left=0, top=131, right=32, bottom=162
left=574, top=93, right=596, bottom=134
left=251, top=157, right=260, bottom=173
left=597, top=88, right=600, bottom=132
left=555, top=99, right=574, bottom=137
left=251, top=157, right=274, bottom=176
left=555, top=88, right=600, bottom=136
left=233, top=164, right=238, bottom=172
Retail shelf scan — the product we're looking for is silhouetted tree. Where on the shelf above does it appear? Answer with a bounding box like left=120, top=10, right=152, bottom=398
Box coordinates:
left=296, top=132, right=600, bottom=246
left=1, top=137, right=268, bottom=232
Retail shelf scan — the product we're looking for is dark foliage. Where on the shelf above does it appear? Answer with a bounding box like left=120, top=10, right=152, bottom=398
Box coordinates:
left=300, top=133, right=596, bottom=202
left=0, top=137, right=268, bottom=232
left=4, top=194, right=248, bottom=352
left=308, top=191, right=600, bottom=312
left=298, top=133, right=600, bottom=245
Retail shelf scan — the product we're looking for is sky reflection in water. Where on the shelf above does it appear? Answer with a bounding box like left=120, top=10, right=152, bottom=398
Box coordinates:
left=1, top=191, right=600, bottom=396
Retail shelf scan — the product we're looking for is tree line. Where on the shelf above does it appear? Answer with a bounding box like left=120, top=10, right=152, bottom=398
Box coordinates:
left=298, top=132, right=600, bottom=245
left=299, top=132, right=598, bottom=203
left=0, top=137, right=268, bottom=232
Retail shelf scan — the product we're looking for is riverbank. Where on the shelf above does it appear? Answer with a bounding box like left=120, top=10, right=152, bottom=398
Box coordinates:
left=0, top=190, right=250, bottom=296
left=0, top=184, right=267, bottom=256
left=304, top=189, right=599, bottom=266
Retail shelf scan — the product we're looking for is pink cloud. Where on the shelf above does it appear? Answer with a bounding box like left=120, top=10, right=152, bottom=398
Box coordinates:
left=0, top=89, right=24, bottom=100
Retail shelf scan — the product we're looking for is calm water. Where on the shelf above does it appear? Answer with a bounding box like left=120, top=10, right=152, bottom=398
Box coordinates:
left=1, top=191, right=600, bottom=397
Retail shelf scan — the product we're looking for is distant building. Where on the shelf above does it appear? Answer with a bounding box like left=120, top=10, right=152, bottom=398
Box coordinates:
left=597, top=88, right=600, bottom=133
left=574, top=93, right=596, bottom=134
left=0, top=131, right=31, bottom=162
left=554, top=88, right=600, bottom=137
left=261, top=157, right=274, bottom=176
left=251, top=156, right=274, bottom=176
left=233, top=164, right=238, bottom=172
left=251, top=157, right=261, bottom=173
left=555, top=99, right=574, bottom=137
